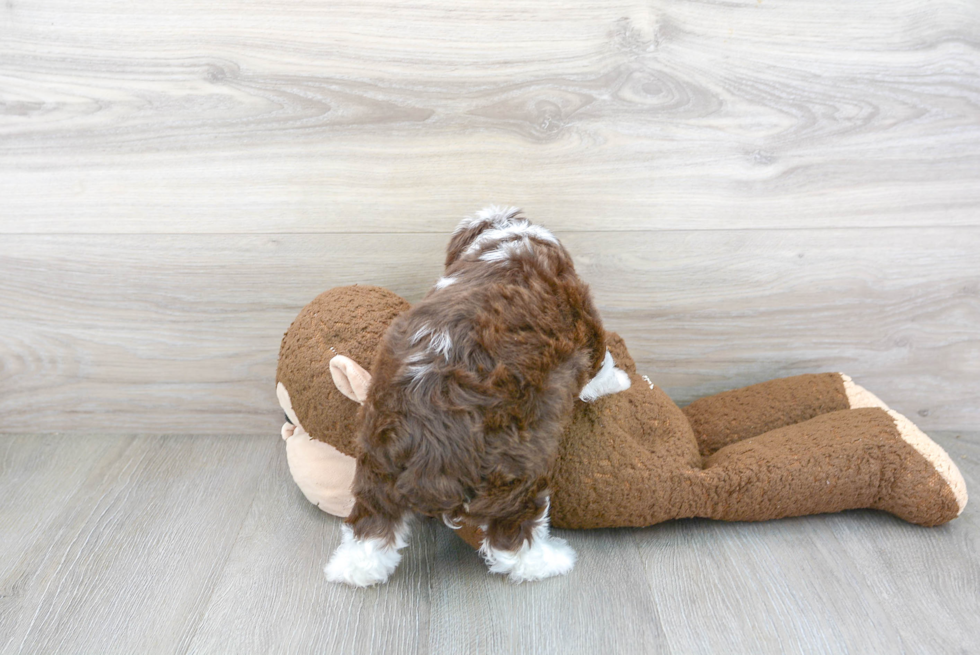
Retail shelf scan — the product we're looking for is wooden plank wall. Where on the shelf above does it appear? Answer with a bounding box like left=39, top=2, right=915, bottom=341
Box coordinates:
left=2, top=0, right=978, bottom=434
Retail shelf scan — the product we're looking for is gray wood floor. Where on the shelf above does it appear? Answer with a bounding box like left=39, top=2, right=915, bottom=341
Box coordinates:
left=1, top=431, right=977, bottom=655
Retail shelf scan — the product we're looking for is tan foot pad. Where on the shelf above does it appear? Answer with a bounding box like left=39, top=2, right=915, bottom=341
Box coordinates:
left=840, top=373, right=891, bottom=411
left=888, top=409, right=968, bottom=517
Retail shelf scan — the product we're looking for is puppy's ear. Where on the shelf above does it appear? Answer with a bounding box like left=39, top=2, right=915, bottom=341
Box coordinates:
left=445, top=222, right=485, bottom=268
left=329, top=355, right=372, bottom=404
left=445, top=207, right=523, bottom=268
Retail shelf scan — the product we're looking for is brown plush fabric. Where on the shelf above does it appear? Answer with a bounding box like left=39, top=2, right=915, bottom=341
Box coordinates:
left=869, top=417, right=963, bottom=527
left=276, top=285, right=409, bottom=456
left=551, top=369, right=703, bottom=528
left=699, top=407, right=962, bottom=526
left=699, top=408, right=900, bottom=521
left=442, top=405, right=960, bottom=540
left=683, top=373, right=850, bottom=458
left=277, top=285, right=967, bottom=546
left=551, top=395, right=962, bottom=530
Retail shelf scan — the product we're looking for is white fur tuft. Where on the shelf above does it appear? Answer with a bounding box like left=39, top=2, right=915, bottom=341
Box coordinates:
left=465, top=221, right=558, bottom=258
left=579, top=350, right=631, bottom=402
left=434, top=276, right=457, bottom=289
left=475, top=204, right=522, bottom=224
left=522, top=223, right=559, bottom=245
left=407, top=326, right=453, bottom=363
left=454, top=205, right=522, bottom=235
left=479, top=237, right=532, bottom=262
left=411, top=324, right=431, bottom=345
left=479, top=501, right=576, bottom=583
left=404, top=363, right=432, bottom=383
left=428, top=329, right=453, bottom=359
left=324, top=521, right=412, bottom=587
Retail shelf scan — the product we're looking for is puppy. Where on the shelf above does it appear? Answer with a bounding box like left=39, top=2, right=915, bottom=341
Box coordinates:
left=325, top=207, right=631, bottom=586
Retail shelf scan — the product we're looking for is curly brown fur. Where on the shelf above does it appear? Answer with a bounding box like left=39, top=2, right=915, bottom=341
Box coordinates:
left=347, top=208, right=605, bottom=555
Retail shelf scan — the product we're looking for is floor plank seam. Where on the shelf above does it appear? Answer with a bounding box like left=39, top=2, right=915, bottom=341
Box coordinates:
left=4, top=225, right=980, bottom=236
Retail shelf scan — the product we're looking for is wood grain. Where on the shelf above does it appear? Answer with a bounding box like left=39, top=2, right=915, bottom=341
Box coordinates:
left=2, top=228, right=977, bottom=434
left=2, top=0, right=978, bottom=651
left=184, top=439, right=435, bottom=655
left=1, top=0, right=979, bottom=232
left=0, top=434, right=115, bottom=653
left=630, top=513, right=979, bottom=653
left=425, top=527, right=667, bottom=655
left=631, top=430, right=980, bottom=654
left=0, top=431, right=977, bottom=654
left=2, top=434, right=275, bottom=655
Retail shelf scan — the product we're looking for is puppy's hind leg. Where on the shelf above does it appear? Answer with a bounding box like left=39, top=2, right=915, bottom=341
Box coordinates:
left=479, top=496, right=576, bottom=584
left=324, top=479, right=413, bottom=587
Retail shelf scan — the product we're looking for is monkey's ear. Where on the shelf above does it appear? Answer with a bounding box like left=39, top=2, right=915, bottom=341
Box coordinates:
left=329, top=355, right=372, bottom=404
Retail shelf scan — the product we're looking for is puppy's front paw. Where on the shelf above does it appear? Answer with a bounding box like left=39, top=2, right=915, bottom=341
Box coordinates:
left=483, top=535, right=577, bottom=584
left=324, top=525, right=401, bottom=587
left=510, top=535, right=577, bottom=583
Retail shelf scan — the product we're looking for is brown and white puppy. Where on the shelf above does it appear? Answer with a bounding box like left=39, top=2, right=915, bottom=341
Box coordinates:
left=324, top=207, right=630, bottom=586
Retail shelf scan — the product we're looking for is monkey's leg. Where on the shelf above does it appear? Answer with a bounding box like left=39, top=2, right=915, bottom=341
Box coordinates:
left=682, top=373, right=888, bottom=457
left=694, top=408, right=966, bottom=527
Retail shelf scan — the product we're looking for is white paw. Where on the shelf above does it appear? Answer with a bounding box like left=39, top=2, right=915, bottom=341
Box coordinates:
left=323, top=525, right=402, bottom=587
left=482, top=535, right=577, bottom=583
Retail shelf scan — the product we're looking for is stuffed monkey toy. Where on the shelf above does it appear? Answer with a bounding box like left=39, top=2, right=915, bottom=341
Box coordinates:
left=276, top=285, right=967, bottom=548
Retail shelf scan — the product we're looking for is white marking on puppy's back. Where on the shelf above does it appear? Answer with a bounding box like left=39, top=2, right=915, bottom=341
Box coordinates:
left=405, top=363, right=432, bottom=381
left=407, top=323, right=453, bottom=360
left=428, top=329, right=453, bottom=359
left=465, top=221, right=558, bottom=257
left=411, top=324, right=431, bottom=345
left=435, top=276, right=456, bottom=289
left=475, top=205, right=522, bottom=228
left=480, top=237, right=533, bottom=262
left=522, top=223, right=559, bottom=245
left=454, top=205, right=522, bottom=234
